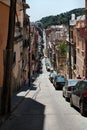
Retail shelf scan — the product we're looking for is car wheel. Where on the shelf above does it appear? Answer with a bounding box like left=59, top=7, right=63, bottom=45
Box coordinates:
left=80, top=102, right=85, bottom=116
left=65, top=97, right=68, bottom=101
left=70, top=97, right=73, bottom=107
left=62, top=92, right=65, bottom=98
left=55, top=85, right=57, bottom=90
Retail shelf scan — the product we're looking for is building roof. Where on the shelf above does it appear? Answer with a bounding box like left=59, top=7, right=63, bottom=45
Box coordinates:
left=77, top=15, right=85, bottom=21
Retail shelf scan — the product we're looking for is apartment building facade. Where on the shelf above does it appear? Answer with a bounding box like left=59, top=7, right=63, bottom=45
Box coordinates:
left=75, top=15, right=85, bottom=78
left=0, top=0, right=10, bottom=109
left=46, top=25, right=67, bottom=74
left=0, top=0, right=30, bottom=112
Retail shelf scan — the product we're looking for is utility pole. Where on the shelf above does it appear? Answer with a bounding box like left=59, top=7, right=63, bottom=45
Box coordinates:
left=68, top=18, right=72, bottom=79
left=28, top=17, right=31, bottom=87
left=1, top=0, right=16, bottom=115
left=85, top=0, right=87, bottom=79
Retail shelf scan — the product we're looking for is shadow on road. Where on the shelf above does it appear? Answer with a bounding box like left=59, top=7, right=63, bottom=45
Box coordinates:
left=1, top=91, right=45, bottom=130
left=0, top=66, right=45, bottom=129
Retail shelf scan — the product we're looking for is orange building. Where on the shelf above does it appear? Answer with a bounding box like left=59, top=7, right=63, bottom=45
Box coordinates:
left=0, top=1, right=9, bottom=110
left=0, top=0, right=30, bottom=110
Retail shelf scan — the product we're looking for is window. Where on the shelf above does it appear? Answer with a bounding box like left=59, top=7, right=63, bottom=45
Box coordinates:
left=20, top=46, right=23, bottom=56
left=82, top=51, right=84, bottom=57
left=79, top=82, right=85, bottom=91
left=77, top=48, right=80, bottom=53
left=13, top=52, right=16, bottom=63
left=82, top=42, right=84, bottom=50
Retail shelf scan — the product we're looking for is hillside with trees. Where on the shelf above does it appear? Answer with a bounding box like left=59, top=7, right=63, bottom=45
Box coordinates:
left=39, top=8, right=85, bottom=29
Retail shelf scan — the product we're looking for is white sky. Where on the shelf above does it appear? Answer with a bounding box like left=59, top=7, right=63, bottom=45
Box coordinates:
left=26, top=0, right=85, bottom=22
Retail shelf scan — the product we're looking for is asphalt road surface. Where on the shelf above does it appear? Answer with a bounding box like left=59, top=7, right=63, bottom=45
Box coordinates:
left=1, top=58, right=87, bottom=130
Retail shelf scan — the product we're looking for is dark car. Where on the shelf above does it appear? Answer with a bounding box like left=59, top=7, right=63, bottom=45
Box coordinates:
left=70, top=80, right=87, bottom=116
left=49, top=71, right=57, bottom=83
left=46, top=65, right=50, bottom=71
left=53, top=75, right=66, bottom=90
left=62, top=79, right=81, bottom=101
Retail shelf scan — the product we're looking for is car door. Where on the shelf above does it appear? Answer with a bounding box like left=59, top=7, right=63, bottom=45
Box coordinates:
left=53, top=76, right=57, bottom=87
left=76, top=82, right=85, bottom=107
left=73, top=81, right=84, bottom=107
left=72, top=82, right=80, bottom=106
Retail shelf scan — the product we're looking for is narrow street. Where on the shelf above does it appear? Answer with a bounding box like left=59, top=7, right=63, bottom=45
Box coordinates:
left=0, top=58, right=87, bottom=130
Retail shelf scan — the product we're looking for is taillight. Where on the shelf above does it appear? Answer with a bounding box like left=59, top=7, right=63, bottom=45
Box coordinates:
left=83, top=91, right=87, bottom=97
left=67, top=86, right=71, bottom=91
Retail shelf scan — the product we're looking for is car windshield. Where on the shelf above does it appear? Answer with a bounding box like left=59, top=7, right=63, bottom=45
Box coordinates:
left=51, top=73, right=56, bottom=77
left=56, top=76, right=65, bottom=82
left=68, top=80, right=78, bottom=86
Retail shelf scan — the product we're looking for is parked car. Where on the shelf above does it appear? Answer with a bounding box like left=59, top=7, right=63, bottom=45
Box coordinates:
left=46, top=65, right=50, bottom=71
left=45, top=58, right=49, bottom=66
left=70, top=80, right=87, bottom=116
left=53, top=75, right=66, bottom=90
left=62, top=79, right=81, bottom=101
left=49, top=71, right=57, bottom=83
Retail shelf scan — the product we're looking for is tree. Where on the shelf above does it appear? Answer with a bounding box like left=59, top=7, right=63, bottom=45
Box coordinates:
left=40, top=8, right=85, bottom=29
left=58, top=41, right=67, bottom=56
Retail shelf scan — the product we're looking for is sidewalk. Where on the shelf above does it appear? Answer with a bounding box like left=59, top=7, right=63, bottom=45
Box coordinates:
left=0, top=82, right=31, bottom=126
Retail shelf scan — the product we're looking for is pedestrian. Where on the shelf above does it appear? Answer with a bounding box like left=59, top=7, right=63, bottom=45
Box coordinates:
left=76, top=74, right=81, bottom=79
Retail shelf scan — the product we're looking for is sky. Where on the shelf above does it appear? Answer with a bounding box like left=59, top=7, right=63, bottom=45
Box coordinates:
left=26, top=0, right=85, bottom=22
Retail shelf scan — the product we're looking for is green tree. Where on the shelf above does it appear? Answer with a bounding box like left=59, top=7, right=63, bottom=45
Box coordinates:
left=40, top=8, right=85, bottom=29
left=59, top=41, right=67, bottom=56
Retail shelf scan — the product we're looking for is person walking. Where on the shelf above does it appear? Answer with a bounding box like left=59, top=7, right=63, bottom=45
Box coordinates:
left=76, top=74, right=81, bottom=79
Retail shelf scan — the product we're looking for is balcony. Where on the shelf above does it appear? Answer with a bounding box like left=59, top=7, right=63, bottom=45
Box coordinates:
left=81, top=49, right=85, bottom=52
left=14, top=26, right=23, bottom=42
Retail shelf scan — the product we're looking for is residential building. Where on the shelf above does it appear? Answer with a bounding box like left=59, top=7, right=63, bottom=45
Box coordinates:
left=0, top=0, right=30, bottom=112
left=75, top=15, right=85, bottom=78
left=0, top=0, right=10, bottom=110
left=66, top=14, right=76, bottom=78
left=11, top=0, right=30, bottom=93
left=66, top=14, right=86, bottom=79
left=46, top=25, right=67, bottom=74
left=30, top=24, right=43, bottom=79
